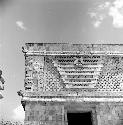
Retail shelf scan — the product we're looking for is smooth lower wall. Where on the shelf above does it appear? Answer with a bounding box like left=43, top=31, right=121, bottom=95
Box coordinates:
left=24, top=101, right=123, bottom=125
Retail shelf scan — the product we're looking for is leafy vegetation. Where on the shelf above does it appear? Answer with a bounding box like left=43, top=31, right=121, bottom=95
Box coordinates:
left=0, top=119, right=23, bottom=125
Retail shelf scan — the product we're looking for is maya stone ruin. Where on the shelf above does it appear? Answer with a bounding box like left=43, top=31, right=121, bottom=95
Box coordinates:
left=18, top=43, right=123, bottom=125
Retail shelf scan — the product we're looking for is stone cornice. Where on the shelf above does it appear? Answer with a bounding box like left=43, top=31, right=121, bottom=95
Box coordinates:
left=22, top=43, right=123, bottom=55
left=22, top=96, right=123, bottom=102
left=18, top=90, right=123, bottom=98
left=23, top=51, right=123, bottom=56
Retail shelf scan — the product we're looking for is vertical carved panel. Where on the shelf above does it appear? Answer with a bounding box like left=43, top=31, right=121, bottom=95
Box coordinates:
left=25, top=55, right=45, bottom=92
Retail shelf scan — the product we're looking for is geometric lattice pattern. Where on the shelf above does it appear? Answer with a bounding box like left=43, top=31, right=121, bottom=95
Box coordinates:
left=39, top=56, right=63, bottom=92
left=97, top=56, right=123, bottom=92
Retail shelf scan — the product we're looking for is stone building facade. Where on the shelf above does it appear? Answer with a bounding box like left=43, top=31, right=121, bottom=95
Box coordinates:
left=18, top=43, right=123, bottom=125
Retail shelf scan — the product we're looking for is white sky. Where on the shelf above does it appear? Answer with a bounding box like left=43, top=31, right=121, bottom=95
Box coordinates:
left=88, top=0, right=123, bottom=28
left=1, top=0, right=123, bottom=122
left=12, top=105, right=25, bottom=122
left=16, top=21, right=27, bottom=30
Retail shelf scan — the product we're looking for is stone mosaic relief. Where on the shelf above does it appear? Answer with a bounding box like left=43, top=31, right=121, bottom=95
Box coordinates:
left=25, top=55, right=45, bottom=91
left=97, top=103, right=123, bottom=125
left=24, top=53, right=123, bottom=93
left=97, top=56, right=123, bottom=92
left=53, top=55, right=103, bottom=89
left=25, top=55, right=63, bottom=92
left=42, top=56, right=64, bottom=92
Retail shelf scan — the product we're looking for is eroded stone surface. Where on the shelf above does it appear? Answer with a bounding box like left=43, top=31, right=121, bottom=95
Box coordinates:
left=18, top=43, right=123, bottom=125
left=96, top=103, right=123, bottom=125
left=25, top=102, right=64, bottom=125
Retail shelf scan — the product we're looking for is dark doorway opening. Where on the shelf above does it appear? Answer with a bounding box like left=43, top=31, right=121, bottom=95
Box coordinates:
left=67, top=112, right=92, bottom=125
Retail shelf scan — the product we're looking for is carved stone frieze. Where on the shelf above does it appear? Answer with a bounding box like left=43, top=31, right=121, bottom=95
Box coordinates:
left=21, top=43, right=123, bottom=96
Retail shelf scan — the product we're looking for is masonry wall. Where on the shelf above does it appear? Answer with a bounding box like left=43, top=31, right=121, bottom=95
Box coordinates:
left=97, top=103, right=123, bottom=125
left=24, top=102, right=64, bottom=125
left=24, top=102, right=123, bottom=125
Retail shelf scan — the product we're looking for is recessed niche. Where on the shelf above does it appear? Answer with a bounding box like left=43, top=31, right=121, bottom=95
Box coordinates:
left=67, top=112, right=93, bottom=125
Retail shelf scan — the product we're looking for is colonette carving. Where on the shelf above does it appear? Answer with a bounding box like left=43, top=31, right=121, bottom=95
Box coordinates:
left=18, top=43, right=123, bottom=125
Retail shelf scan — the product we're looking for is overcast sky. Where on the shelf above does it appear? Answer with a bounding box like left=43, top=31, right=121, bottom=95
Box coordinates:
left=1, top=0, right=123, bottom=122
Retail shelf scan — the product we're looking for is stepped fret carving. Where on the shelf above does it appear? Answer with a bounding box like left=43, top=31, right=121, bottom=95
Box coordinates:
left=53, top=55, right=103, bottom=89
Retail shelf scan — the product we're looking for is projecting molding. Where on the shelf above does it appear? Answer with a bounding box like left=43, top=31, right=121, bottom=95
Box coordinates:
left=22, top=43, right=123, bottom=55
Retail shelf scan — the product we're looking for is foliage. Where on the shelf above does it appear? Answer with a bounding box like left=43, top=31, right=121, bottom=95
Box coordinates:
left=0, top=119, right=23, bottom=125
